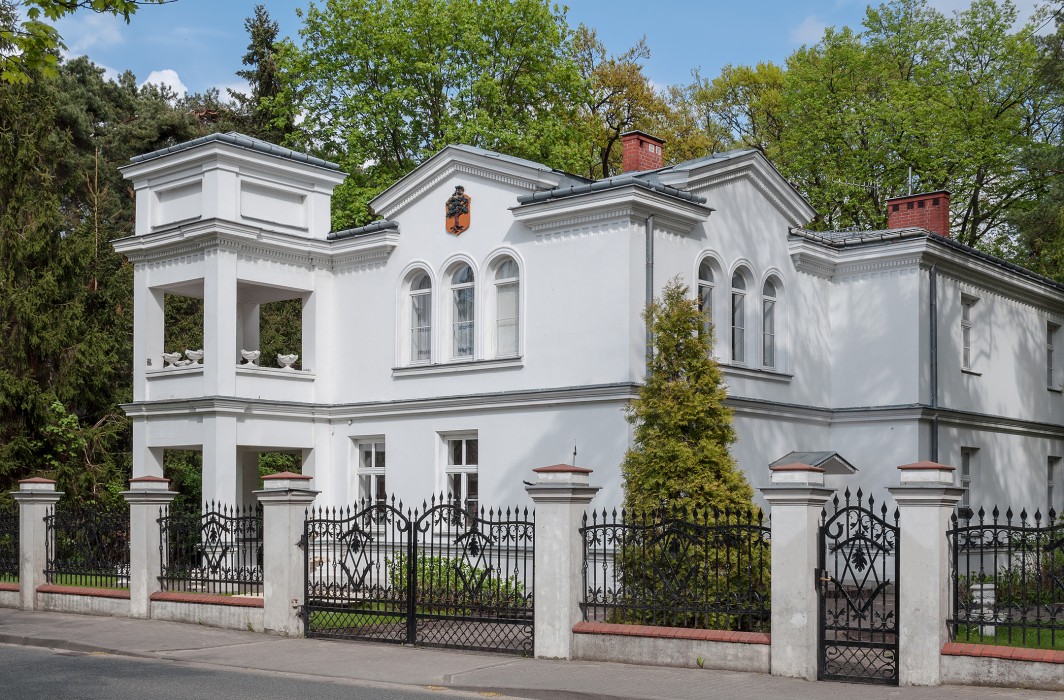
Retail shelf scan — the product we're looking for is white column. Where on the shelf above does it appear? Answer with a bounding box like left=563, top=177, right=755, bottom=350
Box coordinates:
left=255, top=471, right=318, bottom=636
left=12, top=478, right=63, bottom=611
left=888, top=461, right=963, bottom=686
left=524, top=464, right=600, bottom=660
left=760, top=463, right=834, bottom=680
left=122, top=476, right=177, bottom=619
left=131, top=424, right=164, bottom=479
left=202, top=415, right=238, bottom=506
left=203, top=247, right=238, bottom=395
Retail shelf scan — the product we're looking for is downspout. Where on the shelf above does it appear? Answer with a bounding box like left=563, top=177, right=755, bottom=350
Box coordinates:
left=929, top=263, right=939, bottom=462
left=645, top=214, right=655, bottom=377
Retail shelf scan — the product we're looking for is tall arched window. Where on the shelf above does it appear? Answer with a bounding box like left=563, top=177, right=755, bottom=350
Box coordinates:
left=731, top=271, right=747, bottom=364
left=494, top=258, right=519, bottom=357
left=410, top=272, right=432, bottom=363
left=451, top=265, right=475, bottom=359
left=762, top=278, right=778, bottom=369
left=697, top=260, right=714, bottom=337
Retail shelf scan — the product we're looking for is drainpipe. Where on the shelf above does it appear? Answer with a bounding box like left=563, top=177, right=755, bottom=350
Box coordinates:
left=645, top=214, right=655, bottom=377
left=929, top=264, right=939, bottom=462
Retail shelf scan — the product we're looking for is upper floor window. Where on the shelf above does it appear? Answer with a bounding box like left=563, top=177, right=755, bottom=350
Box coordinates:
left=731, top=270, right=747, bottom=364
left=1048, top=456, right=1060, bottom=516
left=410, top=272, right=432, bottom=364
left=697, top=260, right=714, bottom=337
left=762, top=278, right=778, bottom=369
left=960, top=295, right=977, bottom=371
left=450, top=265, right=475, bottom=360
left=494, top=258, right=519, bottom=357
left=1048, top=322, right=1059, bottom=389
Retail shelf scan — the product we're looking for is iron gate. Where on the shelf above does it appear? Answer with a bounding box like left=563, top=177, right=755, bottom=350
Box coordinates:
left=303, top=496, right=534, bottom=654
left=818, top=489, right=899, bottom=685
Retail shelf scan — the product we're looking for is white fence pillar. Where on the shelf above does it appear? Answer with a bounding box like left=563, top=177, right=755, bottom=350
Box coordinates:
left=760, top=463, right=833, bottom=680
left=888, top=461, right=963, bottom=686
left=122, top=476, right=177, bottom=619
left=524, top=464, right=599, bottom=660
left=12, top=478, right=62, bottom=611
left=255, top=471, right=318, bottom=636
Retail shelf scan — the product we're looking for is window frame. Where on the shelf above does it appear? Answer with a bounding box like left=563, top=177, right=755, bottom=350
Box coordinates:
left=356, top=439, right=387, bottom=507
left=443, top=433, right=479, bottom=519
left=697, top=259, right=715, bottom=339
left=408, top=271, right=433, bottom=365
left=960, top=295, right=977, bottom=371
left=960, top=447, right=976, bottom=507
left=449, top=264, right=476, bottom=361
left=731, top=269, right=749, bottom=365
left=1048, top=322, right=1060, bottom=389
left=493, top=257, right=520, bottom=358
left=762, top=278, right=779, bottom=370
left=1049, top=456, right=1060, bottom=516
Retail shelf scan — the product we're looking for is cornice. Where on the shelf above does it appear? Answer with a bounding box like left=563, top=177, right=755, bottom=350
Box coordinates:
left=513, top=185, right=711, bottom=236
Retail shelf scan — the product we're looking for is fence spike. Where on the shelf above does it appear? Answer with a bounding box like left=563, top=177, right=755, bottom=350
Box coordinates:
left=1006, top=506, right=1013, bottom=522
left=1035, top=509, right=1042, bottom=525
left=1020, top=508, right=1028, bottom=523
left=1050, top=507, right=1058, bottom=523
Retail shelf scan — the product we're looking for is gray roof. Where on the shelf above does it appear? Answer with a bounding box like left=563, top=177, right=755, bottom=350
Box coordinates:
left=328, top=219, right=399, bottom=240
left=517, top=172, right=708, bottom=206
left=771, top=451, right=857, bottom=475
left=447, top=144, right=590, bottom=188
left=791, top=226, right=1064, bottom=294
left=129, top=132, right=341, bottom=171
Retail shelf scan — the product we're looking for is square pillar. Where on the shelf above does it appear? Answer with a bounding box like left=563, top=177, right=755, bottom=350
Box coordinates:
left=888, top=461, right=964, bottom=686
left=524, top=464, right=600, bottom=660
left=759, top=464, right=834, bottom=680
left=255, top=472, right=318, bottom=636
left=121, top=476, right=177, bottom=619
left=11, top=478, right=63, bottom=610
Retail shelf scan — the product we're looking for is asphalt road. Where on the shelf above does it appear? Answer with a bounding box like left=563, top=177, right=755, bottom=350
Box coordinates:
left=0, top=644, right=515, bottom=700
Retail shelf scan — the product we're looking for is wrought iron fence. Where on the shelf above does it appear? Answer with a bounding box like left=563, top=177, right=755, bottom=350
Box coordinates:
left=0, top=500, right=18, bottom=582
left=581, top=506, right=770, bottom=631
left=305, top=494, right=534, bottom=654
left=950, top=506, right=1063, bottom=649
left=159, top=502, right=263, bottom=596
left=44, top=500, right=130, bottom=588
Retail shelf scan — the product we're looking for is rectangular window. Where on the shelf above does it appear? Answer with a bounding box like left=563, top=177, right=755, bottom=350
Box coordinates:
left=446, top=436, right=479, bottom=518
left=411, top=292, right=431, bottom=363
left=1049, top=457, right=1060, bottom=515
left=762, top=298, right=775, bottom=369
left=1048, top=323, right=1059, bottom=389
left=496, top=280, right=519, bottom=357
left=731, top=292, right=745, bottom=364
left=357, top=441, right=386, bottom=506
left=452, top=286, right=474, bottom=359
left=960, top=448, right=975, bottom=507
left=961, top=296, right=975, bottom=370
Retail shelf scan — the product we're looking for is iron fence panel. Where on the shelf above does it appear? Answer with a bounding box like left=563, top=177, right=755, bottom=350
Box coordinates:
left=0, top=501, right=18, bottom=581
left=950, top=506, right=1062, bottom=649
left=158, top=502, right=263, bottom=596
left=44, top=500, right=130, bottom=588
left=580, top=506, right=771, bottom=632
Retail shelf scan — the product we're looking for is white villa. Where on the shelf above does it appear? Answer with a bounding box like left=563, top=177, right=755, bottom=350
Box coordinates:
left=114, top=131, right=1063, bottom=514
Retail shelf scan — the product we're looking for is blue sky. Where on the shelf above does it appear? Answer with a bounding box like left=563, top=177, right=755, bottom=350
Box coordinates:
left=54, top=0, right=1046, bottom=98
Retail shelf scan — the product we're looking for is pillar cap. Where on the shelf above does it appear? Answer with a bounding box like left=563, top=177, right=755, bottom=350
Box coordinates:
left=17, top=477, right=57, bottom=492
left=769, top=463, right=825, bottom=486
left=127, top=476, right=172, bottom=491
left=897, top=460, right=955, bottom=485
left=261, top=472, right=313, bottom=491
left=532, top=464, right=592, bottom=486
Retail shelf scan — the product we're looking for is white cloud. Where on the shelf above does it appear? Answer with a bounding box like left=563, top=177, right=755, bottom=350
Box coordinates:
left=790, top=16, right=828, bottom=46
left=60, top=14, right=126, bottom=56
left=142, top=69, right=188, bottom=98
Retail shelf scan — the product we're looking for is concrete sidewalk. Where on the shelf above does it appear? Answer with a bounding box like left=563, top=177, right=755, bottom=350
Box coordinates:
left=0, top=608, right=1056, bottom=700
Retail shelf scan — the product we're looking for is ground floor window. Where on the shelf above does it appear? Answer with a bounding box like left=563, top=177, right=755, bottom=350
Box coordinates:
left=446, top=435, right=478, bottom=517
left=357, top=440, right=386, bottom=506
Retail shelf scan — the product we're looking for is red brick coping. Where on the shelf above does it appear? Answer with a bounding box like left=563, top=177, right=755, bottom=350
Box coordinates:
left=943, top=642, right=1064, bottom=664
left=574, top=621, right=770, bottom=645
left=36, top=584, right=129, bottom=599
left=150, top=591, right=264, bottom=608
left=0, top=581, right=19, bottom=592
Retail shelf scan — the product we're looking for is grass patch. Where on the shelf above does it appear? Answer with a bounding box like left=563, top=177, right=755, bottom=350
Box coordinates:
left=47, top=573, right=128, bottom=590
left=955, top=625, right=1064, bottom=651
left=309, top=606, right=406, bottom=630
left=0, top=573, right=16, bottom=584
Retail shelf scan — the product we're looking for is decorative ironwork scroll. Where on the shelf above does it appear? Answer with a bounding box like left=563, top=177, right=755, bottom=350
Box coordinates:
left=304, top=494, right=534, bottom=655
left=818, top=488, right=900, bottom=686
left=45, top=500, right=130, bottom=588
left=158, top=502, right=263, bottom=596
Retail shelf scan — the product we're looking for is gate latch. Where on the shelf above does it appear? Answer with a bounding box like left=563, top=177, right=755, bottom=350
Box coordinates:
left=816, top=568, right=833, bottom=595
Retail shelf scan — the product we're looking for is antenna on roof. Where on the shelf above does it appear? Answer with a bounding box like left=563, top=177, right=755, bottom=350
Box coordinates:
left=908, top=166, right=913, bottom=196
left=572, top=443, right=578, bottom=467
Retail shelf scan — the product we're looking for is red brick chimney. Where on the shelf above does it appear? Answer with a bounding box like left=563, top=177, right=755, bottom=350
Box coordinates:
left=621, top=131, right=664, bottom=173
left=886, top=191, right=950, bottom=238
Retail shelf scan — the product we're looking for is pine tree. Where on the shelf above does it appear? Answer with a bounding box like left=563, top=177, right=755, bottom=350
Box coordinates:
left=229, top=4, right=292, bottom=143
left=621, top=277, right=754, bottom=514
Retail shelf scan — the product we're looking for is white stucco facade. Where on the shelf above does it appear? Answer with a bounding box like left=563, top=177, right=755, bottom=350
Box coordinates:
left=114, top=133, right=1064, bottom=516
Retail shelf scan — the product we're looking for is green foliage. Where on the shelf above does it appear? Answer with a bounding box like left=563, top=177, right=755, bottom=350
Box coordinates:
left=0, top=0, right=168, bottom=84
left=279, top=0, right=590, bottom=228
left=228, top=4, right=293, bottom=143
left=386, top=554, right=526, bottom=612
left=622, top=278, right=754, bottom=514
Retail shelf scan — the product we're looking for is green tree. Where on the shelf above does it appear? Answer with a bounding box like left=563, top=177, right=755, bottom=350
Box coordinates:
left=279, top=0, right=589, bottom=228
left=621, top=278, right=753, bottom=514
left=229, top=4, right=292, bottom=143
left=0, top=0, right=170, bottom=84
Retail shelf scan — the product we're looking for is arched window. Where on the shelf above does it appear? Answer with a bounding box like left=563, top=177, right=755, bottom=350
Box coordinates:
left=731, top=271, right=747, bottom=364
left=697, top=260, right=714, bottom=337
left=494, top=258, right=519, bottom=357
left=410, top=272, right=432, bottom=363
left=762, top=278, right=778, bottom=369
left=450, top=265, right=475, bottom=359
